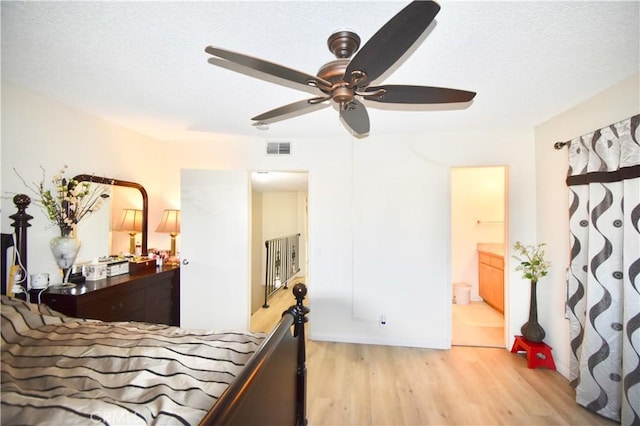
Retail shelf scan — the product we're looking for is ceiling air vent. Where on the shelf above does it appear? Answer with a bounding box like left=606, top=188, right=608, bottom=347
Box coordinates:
left=266, top=141, right=291, bottom=155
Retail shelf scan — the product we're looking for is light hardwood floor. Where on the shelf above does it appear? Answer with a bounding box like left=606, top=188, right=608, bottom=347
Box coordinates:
left=250, top=279, right=307, bottom=333
left=251, top=285, right=616, bottom=426
left=452, top=301, right=504, bottom=348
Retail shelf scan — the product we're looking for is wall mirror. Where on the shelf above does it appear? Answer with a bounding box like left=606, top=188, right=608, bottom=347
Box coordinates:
left=73, top=175, right=148, bottom=255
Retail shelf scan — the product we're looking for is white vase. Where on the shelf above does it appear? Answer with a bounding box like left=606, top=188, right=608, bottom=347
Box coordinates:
left=50, top=236, right=81, bottom=281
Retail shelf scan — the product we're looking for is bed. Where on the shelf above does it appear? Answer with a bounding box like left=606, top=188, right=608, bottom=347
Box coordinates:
left=1, top=194, right=309, bottom=425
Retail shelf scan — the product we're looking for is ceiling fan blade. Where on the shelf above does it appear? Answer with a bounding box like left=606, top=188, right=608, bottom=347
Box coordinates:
left=362, top=85, right=476, bottom=104
left=205, top=46, right=331, bottom=89
left=340, top=99, right=370, bottom=135
left=252, top=97, right=331, bottom=124
left=345, top=1, right=440, bottom=86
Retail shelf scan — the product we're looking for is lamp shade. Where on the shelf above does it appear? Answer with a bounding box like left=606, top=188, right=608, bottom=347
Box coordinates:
left=115, top=209, right=143, bottom=233
left=156, top=209, right=181, bottom=235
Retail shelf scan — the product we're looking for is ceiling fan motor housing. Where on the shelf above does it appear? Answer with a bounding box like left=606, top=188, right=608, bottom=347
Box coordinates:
left=317, top=59, right=350, bottom=84
left=327, top=30, right=361, bottom=59
left=316, top=59, right=355, bottom=104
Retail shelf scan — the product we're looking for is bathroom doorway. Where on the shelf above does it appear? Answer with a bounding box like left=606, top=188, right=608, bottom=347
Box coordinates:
left=450, top=166, right=507, bottom=348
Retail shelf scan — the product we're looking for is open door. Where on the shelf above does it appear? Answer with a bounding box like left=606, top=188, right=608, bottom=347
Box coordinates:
left=180, top=169, right=251, bottom=330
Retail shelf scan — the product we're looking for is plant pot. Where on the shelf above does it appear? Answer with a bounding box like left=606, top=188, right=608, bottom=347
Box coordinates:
left=521, top=280, right=546, bottom=342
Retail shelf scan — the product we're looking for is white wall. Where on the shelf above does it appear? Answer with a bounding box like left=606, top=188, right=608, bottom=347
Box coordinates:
left=169, top=128, right=537, bottom=348
left=2, top=81, right=539, bottom=349
left=535, top=72, right=640, bottom=377
left=262, top=192, right=300, bottom=239
left=250, top=190, right=263, bottom=313
left=349, top=137, right=451, bottom=346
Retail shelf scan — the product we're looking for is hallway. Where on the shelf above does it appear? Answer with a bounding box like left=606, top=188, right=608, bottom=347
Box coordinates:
left=250, top=278, right=306, bottom=333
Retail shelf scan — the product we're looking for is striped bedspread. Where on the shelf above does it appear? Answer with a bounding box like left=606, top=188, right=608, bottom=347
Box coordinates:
left=1, top=296, right=264, bottom=425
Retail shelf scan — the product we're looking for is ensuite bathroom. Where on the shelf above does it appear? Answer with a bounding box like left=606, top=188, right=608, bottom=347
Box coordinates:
left=450, top=166, right=506, bottom=348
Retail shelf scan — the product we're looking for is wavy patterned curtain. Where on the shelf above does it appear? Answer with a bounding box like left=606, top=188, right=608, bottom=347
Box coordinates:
left=566, top=114, right=640, bottom=425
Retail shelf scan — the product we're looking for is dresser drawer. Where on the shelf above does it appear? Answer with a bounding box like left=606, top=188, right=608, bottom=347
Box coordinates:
left=147, top=279, right=173, bottom=304
left=145, top=276, right=176, bottom=325
left=145, top=302, right=172, bottom=325
left=86, top=288, right=146, bottom=322
left=41, top=267, right=179, bottom=325
left=41, top=295, right=76, bottom=317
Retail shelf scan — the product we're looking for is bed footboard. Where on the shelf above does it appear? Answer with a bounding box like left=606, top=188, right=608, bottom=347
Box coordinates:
left=200, top=283, right=309, bottom=426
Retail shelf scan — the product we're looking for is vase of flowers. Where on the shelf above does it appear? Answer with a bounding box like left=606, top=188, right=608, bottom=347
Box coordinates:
left=49, top=235, right=82, bottom=283
left=513, top=241, right=551, bottom=343
left=15, top=165, right=110, bottom=283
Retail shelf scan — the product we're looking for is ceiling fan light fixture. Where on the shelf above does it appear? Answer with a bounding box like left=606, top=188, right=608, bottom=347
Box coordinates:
left=254, top=121, right=270, bottom=130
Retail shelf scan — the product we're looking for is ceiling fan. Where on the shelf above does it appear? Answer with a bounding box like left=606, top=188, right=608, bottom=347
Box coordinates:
left=204, top=0, right=475, bottom=136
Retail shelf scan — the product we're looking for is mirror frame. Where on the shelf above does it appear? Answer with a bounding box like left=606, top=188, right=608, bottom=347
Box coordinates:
left=73, top=174, right=149, bottom=255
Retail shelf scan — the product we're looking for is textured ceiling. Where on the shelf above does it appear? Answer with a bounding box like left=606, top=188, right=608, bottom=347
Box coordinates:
left=1, top=1, right=639, bottom=142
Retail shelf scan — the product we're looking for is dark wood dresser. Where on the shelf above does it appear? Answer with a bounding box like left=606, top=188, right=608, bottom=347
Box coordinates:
left=40, top=266, right=180, bottom=326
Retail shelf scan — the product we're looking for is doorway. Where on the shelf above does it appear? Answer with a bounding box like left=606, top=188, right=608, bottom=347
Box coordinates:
left=450, top=166, right=507, bottom=348
left=249, top=171, right=309, bottom=332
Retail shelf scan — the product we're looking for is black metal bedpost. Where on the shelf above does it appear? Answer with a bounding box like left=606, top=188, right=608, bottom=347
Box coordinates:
left=289, top=283, right=309, bottom=426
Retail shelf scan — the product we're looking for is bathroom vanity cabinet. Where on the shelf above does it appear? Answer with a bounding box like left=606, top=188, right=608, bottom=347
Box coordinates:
left=478, top=249, right=504, bottom=314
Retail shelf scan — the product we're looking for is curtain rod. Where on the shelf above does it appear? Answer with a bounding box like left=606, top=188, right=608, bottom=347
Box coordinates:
left=553, top=113, right=639, bottom=150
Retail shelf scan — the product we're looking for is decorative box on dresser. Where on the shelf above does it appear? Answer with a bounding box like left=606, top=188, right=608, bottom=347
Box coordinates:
left=41, top=266, right=180, bottom=326
left=477, top=244, right=504, bottom=314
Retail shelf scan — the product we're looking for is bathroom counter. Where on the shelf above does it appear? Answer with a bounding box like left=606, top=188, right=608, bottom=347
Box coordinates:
left=477, top=243, right=504, bottom=257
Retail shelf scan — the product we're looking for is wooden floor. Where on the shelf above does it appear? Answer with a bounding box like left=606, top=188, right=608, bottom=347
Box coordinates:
left=250, top=279, right=307, bottom=333
left=452, top=301, right=504, bottom=348
left=251, top=285, right=616, bottom=426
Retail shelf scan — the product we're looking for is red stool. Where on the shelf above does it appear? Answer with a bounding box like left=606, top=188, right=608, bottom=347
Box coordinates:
left=510, top=335, right=556, bottom=370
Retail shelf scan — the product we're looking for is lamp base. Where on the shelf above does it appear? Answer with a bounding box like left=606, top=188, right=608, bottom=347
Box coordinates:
left=129, top=233, right=136, bottom=255
left=165, top=255, right=180, bottom=266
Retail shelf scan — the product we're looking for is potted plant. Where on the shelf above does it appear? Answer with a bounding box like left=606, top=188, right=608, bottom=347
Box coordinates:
left=14, top=165, right=110, bottom=283
left=513, top=241, right=551, bottom=342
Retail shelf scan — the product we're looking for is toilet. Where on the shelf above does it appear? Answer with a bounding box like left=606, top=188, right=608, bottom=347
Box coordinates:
left=453, top=282, right=471, bottom=305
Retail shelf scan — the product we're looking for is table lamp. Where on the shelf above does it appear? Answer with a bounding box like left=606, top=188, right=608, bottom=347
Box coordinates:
left=115, top=209, right=143, bottom=254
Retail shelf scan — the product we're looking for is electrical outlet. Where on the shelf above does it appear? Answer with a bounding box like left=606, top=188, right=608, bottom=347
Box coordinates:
left=379, top=315, right=387, bottom=326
